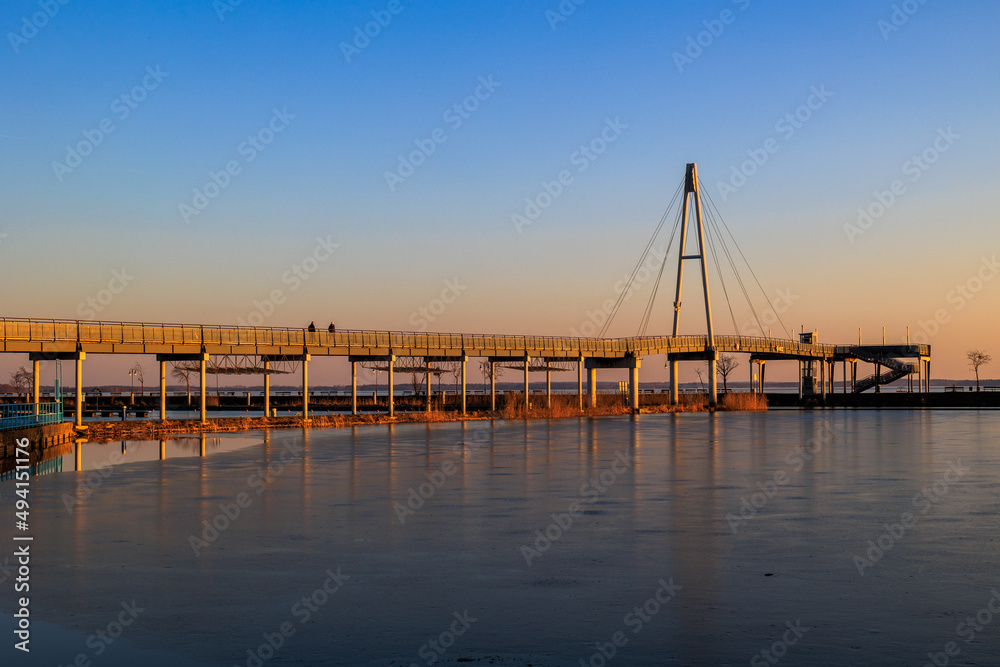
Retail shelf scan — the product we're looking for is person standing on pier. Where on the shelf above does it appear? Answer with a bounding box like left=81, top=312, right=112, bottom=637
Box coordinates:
left=307, top=321, right=316, bottom=332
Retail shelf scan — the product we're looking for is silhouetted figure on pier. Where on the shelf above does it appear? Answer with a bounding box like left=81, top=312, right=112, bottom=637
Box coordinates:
left=328, top=322, right=335, bottom=333
left=307, top=321, right=316, bottom=332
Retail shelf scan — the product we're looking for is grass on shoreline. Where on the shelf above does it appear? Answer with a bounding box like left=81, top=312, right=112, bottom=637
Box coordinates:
left=76, top=391, right=768, bottom=443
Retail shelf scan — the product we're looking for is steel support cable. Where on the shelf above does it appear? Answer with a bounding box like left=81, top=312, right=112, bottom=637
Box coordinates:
left=701, top=183, right=793, bottom=338
left=636, top=203, right=683, bottom=336
left=701, top=213, right=740, bottom=335
left=598, top=178, right=684, bottom=337
left=702, top=200, right=763, bottom=337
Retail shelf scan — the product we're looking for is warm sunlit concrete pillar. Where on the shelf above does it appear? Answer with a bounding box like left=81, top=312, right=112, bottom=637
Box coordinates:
left=546, top=365, right=551, bottom=409
left=820, top=358, right=826, bottom=401
left=760, top=361, right=766, bottom=395
left=200, top=356, right=207, bottom=424
left=302, top=353, right=310, bottom=421
left=351, top=361, right=357, bottom=415
left=388, top=355, right=395, bottom=417
left=708, top=357, right=718, bottom=407
left=523, top=355, right=530, bottom=409
left=588, top=366, right=597, bottom=409
left=628, top=361, right=640, bottom=413
left=426, top=359, right=432, bottom=413
left=490, top=361, right=496, bottom=412
left=577, top=356, right=584, bottom=411
left=74, top=441, right=82, bottom=471
left=199, top=433, right=206, bottom=457
left=263, top=359, right=271, bottom=418
left=159, top=360, right=167, bottom=421
left=797, top=361, right=803, bottom=399
left=159, top=439, right=166, bottom=461
left=669, top=359, right=679, bottom=405
left=32, top=359, right=40, bottom=404
left=75, top=352, right=85, bottom=428
left=460, top=354, right=467, bottom=415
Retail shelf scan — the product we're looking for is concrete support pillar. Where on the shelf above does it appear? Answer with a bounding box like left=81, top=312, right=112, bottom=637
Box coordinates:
left=159, top=440, right=166, bottom=461
left=350, top=361, right=357, bottom=415
left=925, top=359, right=931, bottom=393
left=628, top=364, right=639, bottom=413
left=851, top=361, right=857, bottom=392
left=302, top=354, right=310, bottom=420
left=546, top=365, right=551, bottom=409
left=460, top=355, right=467, bottom=415
left=159, top=360, right=167, bottom=421
left=426, top=360, right=432, bottom=412
left=820, top=358, right=826, bottom=401
left=490, top=361, right=496, bottom=412
left=32, top=359, right=40, bottom=404
left=760, top=361, right=766, bottom=394
left=669, top=359, right=679, bottom=405
left=577, top=356, right=584, bottom=411
left=264, top=359, right=271, bottom=418
left=875, top=362, right=881, bottom=394
left=708, top=357, right=718, bottom=407
left=523, top=356, right=530, bottom=409
left=75, top=353, right=84, bottom=428
left=199, top=433, right=206, bottom=457
left=797, top=361, right=803, bottom=399
left=199, top=357, right=207, bottom=424
left=588, top=367, right=597, bottom=409
left=388, top=356, right=395, bottom=417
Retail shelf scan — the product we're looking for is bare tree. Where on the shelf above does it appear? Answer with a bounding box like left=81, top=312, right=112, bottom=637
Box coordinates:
left=967, top=349, right=992, bottom=391
left=717, top=354, right=740, bottom=393
left=694, top=367, right=705, bottom=392
left=9, top=366, right=32, bottom=400
left=171, top=364, right=192, bottom=404
left=131, top=362, right=144, bottom=394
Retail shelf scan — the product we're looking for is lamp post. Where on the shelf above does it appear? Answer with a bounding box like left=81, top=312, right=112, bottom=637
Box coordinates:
left=128, top=368, right=136, bottom=404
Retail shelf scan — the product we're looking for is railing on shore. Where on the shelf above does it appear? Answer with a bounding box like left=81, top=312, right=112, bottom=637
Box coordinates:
left=0, top=402, right=63, bottom=431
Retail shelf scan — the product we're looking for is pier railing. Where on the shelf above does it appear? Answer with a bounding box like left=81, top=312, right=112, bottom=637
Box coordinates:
left=0, top=318, right=930, bottom=359
left=0, top=402, right=63, bottom=432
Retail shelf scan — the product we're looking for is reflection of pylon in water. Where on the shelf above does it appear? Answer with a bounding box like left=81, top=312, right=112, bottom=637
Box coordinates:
left=669, top=162, right=718, bottom=406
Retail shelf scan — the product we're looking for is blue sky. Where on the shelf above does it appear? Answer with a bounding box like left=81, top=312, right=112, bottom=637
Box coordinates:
left=2, top=0, right=999, bottom=384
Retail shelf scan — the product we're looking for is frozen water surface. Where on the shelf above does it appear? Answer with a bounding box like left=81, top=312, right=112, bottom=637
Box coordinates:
left=2, top=411, right=1000, bottom=666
